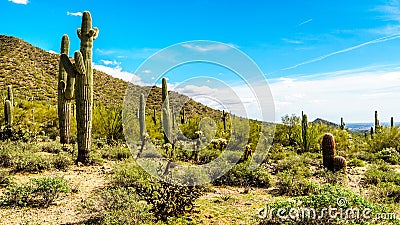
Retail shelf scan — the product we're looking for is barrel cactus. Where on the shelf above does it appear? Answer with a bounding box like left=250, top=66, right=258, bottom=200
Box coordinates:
left=321, top=133, right=346, bottom=172
left=60, top=11, right=99, bottom=164
left=322, top=133, right=336, bottom=171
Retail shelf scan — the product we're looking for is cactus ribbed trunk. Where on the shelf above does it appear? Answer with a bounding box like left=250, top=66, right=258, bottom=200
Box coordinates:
left=4, top=100, right=12, bottom=127
left=322, top=133, right=336, bottom=171
left=58, top=35, right=71, bottom=144
left=391, top=117, right=394, bottom=128
left=301, top=113, right=308, bottom=153
left=162, top=78, right=171, bottom=143
left=222, top=110, right=227, bottom=131
left=60, top=11, right=99, bottom=164
left=374, top=111, right=379, bottom=133
left=7, top=85, right=13, bottom=107
left=139, top=94, right=146, bottom=142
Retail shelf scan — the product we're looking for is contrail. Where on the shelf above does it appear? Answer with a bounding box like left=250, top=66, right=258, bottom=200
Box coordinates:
left=298, top=19, right=312, bottom=26
left=281, top=33, right=400, bottom=71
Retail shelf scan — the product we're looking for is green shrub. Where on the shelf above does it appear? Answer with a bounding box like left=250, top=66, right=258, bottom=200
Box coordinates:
left=111, top=159, right=205, bottom=221
left=52, top=153, right=73, bottom=170
left=212, top=161, right=272, bottom=188
left=13, top=153, right=53, bottom=173
left=370, top=182, right=400, bottom=204
left=2, top=177, right=70, bottom=207
left=375, top=147, right=400, bottom=165
left=347, top=158, right=366, bottom=167
left=259, top=184, right=390, bottom=224
left=82, top=187, right=154, bottom=224
left=41, top=142, right=62, bottom=154
left=0, top=169, right=11, bottom=185
left=101, top=145, right=132, bottom=160
left=364, top=162, right=400, bottom=185
left=275, top=170, right=319, bottom=196
left=369, top=127, right=400, bottom=153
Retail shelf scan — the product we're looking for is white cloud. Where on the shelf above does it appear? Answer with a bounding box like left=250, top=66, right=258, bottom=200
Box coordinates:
left=8, top=0, right=28, bottom=5
left=142, top=69, right=151, bottom=74
left=282, top=38, right=303, bottom=44
left=270, top=68, right=400, bottom=122
left=48, top=50, right=57, bottom=54
left=100, top=60, right=119, bottom=65
left=93, top=64, right=143, bottom=85
left=67, top=11, right=83, bottom=17
left=181, top=43, right=234, bottom=52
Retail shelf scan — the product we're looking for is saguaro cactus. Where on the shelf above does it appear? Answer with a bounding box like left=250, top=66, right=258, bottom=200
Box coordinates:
left=152, top=108, right=156, bottom=125
left=222, top=110, right=228, bottom=131
left=4, top=100, right=12, bottom=127
left=340, top=117, right=345, bottom=130
left=301, top=113, right=308, bottom=152
left=374, top=111, right=380, bottom=133
left=60, top=11, right=99, bottom=164
left=58, top=35, right=72, bottom=144
left=162, top=78, right=172, bottom=143
left=138, top=93, right=146, bottom=157
left=7, top=85, right=13, bottom=106
left=391, top=117, right=394, bottom=128
left=181, top=108, right=185, bottom=124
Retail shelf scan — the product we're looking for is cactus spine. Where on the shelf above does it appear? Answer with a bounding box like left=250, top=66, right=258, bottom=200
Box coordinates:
left=60, top=11, right=99, bottom=164
left=301, top=113, right=308, bottom=152
left=162, top=78, right=172, bottom=143
left=374, top=111, right=380, bottom=133
left=58, top=35, right=72, bottom=144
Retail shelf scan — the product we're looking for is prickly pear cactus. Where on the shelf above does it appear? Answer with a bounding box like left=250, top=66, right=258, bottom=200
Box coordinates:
left=60, top=11, right=99, bottom=164
left=58, top=35, right=72, bottom=144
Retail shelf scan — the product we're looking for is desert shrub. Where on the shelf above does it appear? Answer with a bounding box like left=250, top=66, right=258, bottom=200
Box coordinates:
left=92, top=104, right=124, bottom=143
left=2, top=177, right=70, bottom=207
left=101, top=145, right=132, bottom=160
left=41, top=142, right=62, bottom=154
left=82, top=187, right=154, bottom=224
left=320, top=169, right=348, bottom=186
left=364, top=162, right=400, bottom=185
left=52, top=153, right=73, bottom=170
left=369, top=127, right=400, bottom=153
left=198, top=148, right=221, bottom=164
left=275, top=170, right=319, bottom=196
left=374, top=147, right=400, bottom=165
left=370, top=182, right=400, bottom=204
left=347, top=158, right=366, bottom=167
left=259, top=184, right=389, bottom=225
left=13, top=153, right=53, bottom=173
left=111, top=159, right=206, bottom=221
left=212, top=161, right=272, bottom=188
left=0, top=169, right=11, bottom=185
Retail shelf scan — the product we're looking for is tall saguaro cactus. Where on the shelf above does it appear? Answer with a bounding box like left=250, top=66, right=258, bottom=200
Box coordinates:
left=374, top=111, right=380, bottom=133
left=138, top=93, right=146, bottom=157
left=222, top=110, right=227, bottom=131
left=60, top=11, right=99, bottom=164
left=4, top=100, right=12, bottom=127
left=58, top=35, right=72, bottom=144
left=301, top=113, right=308, bottom=152
left=162, top=78, right=172, bottom=143
left=340, top=117, right=345, bottom=130
left=7, top=85, right=13, bottom=106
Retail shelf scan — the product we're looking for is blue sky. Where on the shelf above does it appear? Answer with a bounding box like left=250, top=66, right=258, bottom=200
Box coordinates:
left=2, top=0, right=400, bottom=123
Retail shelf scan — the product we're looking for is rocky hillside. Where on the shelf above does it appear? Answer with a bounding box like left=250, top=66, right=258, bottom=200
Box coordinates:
left=0, top=35, right=221, bottom=119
